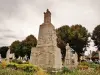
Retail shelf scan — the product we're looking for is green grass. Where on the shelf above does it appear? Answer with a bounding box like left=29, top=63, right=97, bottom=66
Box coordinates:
left=0, top=62, right=100, bottom=75
left=0, top=68, right=34, bottom=75
left=50, top=69, right=100, bottom=75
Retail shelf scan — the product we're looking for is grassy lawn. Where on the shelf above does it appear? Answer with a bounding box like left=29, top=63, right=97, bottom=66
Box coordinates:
left=0, top=61, right=100, bottom=75
left=0, top=68, right=34, bottom=75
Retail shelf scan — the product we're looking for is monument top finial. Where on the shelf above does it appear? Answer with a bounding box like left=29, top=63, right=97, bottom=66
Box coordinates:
left=46, top=9, right=51, bottom=13
left=44, top=9, right=51, bottom=23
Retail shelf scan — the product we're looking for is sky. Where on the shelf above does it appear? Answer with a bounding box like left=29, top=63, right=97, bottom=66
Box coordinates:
left=0, top=0, right=100, bottom=54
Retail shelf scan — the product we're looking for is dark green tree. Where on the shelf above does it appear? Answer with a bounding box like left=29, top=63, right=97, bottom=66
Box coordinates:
left=21, top=35, right=37, bottom=59
left=92, top=25, right=100, bottom=60
left=0, top=46, right=9, bottom=58
left=10, top=35, right=37, bottom=59
left=56, top=24, right=89, bottom=61
left=10, top=40, right=21, bottom=59
left=10, top=40, right=21, bottom=53
left=70, top=25, right=89, bottom=61
left=56, top=25, right=70, bottom=43
left=92, top=25, right=100, bottom=49
left=56, top=25, right=70, bottom=61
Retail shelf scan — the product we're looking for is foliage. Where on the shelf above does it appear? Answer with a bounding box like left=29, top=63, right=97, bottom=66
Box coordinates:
left=0, top=62, right=100, bottom=75
left=49, top=67, right=100, bottom=75
left=10, top=40, right=20, bottom=58
left=36, top=68, right=48, bottom=75
left=79, top=61, right=89, bottom=66
left=10, top=35, right=37, bottom=59
left=57, top=37, right=66, bottom=62
left=77, top=62, right=89, bottom=70
left=0, top=46, right=9, bottom=58
left=95, top=65, right=100, bottom=72
left=10, top=40, right=20, bottom=53
left=56, top=25, right=70, bottom=61
left=6, top=62, right=48, bottom=75
left=56, top=24, right=89, bottom=61
left=0, top=68, right=33, bottom=75
left=70, top=25, right=89, bottom=61
left=1, top=60, right=7, bottom=68
left=21, top=35, right=37, bottom=59
left=56, top=25, right=70, bottom=44
left=77, top=65, right=88, bottom=70
left=89, top=62, right=99, bottom=69
left=7, top=63, right=37, bottom=72
left=92, top=25, right=100, bottom=50
left=62, top=67, right=71, bottom=73
left=0, top=63, right=48, bottom=75
left=0, top=68, right=100, bottom=75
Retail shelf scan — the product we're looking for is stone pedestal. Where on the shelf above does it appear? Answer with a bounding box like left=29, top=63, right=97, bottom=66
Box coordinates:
left=30, top=46, right=62, bottom=69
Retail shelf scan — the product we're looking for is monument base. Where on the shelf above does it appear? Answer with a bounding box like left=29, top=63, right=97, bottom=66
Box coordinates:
left=30, top=46, right=62, bottom=70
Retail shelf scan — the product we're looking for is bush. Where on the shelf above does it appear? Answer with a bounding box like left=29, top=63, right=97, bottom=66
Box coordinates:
left=1, top=60, right=7, bottom=68
left=7, top=63, right=37, bottom=72
left=89, top=62, right=99, bottom=69
left=77, top=65, right=88, bottom=70
left=95, top=65, right=100, bottom=72
left=0, top=63, right=2, bottom=68
left=62, top=67, right=71, bottom=73
left=0, top=65, right=48, bottom=75
left=0, top=68, right=33, bottom=75
left=7, top=63, right=18, bottom=69
left=36, top=68, right=48, bottom=75
left=79, top=61, right=89, bottom=66
left=77, top=62, right=89, bottom=70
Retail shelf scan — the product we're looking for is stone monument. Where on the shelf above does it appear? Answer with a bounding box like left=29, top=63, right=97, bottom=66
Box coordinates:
left=64, top=43, right=78, bottom=68
left=6, top=49, right=10, bottom=63
left=30, top=9, right=62, bottom=70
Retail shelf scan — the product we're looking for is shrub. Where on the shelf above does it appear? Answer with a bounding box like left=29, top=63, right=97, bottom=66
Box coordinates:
left=7, top=63, right=37, bottom=72
left=62, top=67, right=71, bottom=73
left=0, top=65, right=48, bottom=75
left=0, top=63, right=2, bottom=68
left=1, top=60, right=7, bottom=68
left=77, top=62, right=90, bottom=70
left=77, top=65, right=88, bottom=70
left=95, top=65, right=100, bottom=72
left=0, top=68, right=33, bottom=75
left=36, top=68, right=48, bottom=75
left=7, top=63, right=18, bottom=69
left=79, top=61, right=89, bottom=66
left=89, top=62, right=99, bottom=69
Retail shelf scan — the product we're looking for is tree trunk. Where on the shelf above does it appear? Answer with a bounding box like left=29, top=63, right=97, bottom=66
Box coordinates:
left=78, top=54, right=81, bottom=62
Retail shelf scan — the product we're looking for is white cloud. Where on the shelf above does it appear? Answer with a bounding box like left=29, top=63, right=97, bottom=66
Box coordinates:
left=0, top=0, right=100, bottom=50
